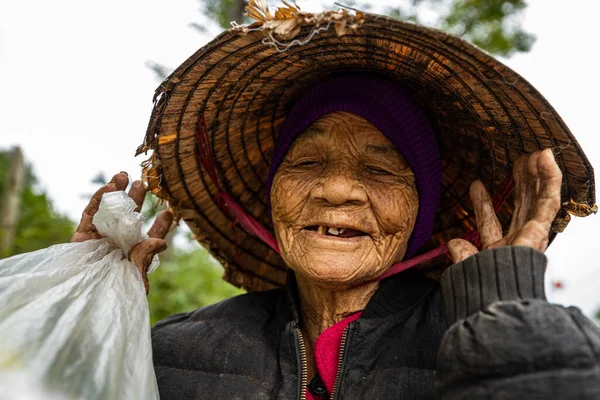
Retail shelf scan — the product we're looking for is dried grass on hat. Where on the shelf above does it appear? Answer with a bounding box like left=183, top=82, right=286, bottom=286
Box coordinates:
left=138, top=1, right=596, bottom=291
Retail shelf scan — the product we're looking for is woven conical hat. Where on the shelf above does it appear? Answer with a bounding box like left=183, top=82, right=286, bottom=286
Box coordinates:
left=138, top=3, right=596, bottom=292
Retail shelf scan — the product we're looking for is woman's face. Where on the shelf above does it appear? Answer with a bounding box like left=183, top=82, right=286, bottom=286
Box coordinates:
left=271, top=111, right=419, bottom=288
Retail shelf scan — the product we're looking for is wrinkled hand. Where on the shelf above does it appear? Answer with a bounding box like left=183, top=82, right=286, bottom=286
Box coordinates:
left=72, top=172, right=173, bottom=293
left=448, top=149, right=562, bottom=264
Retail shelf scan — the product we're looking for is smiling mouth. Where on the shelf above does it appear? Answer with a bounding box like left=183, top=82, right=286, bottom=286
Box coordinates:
left=304, top=225, right=369, bottom=238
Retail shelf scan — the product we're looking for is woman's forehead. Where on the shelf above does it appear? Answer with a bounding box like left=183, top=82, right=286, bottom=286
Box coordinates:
left=293, top=112, right=396, bottom=148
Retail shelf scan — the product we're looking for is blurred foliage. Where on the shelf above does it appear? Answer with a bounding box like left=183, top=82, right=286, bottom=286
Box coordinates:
left=147, top=247, right=244, bottom=325
left=203, top=0, right=248, bottom=29
left=144, top=60, right=172, bottom=82
left=0, top=150, right=75, bottom=258
left=340, top=0, right=534, bottom=57
left=441, top=0, right=534, bottom=56
left=148, top=0, right=534, bottom=82
left=143, top=197, right=245, bottom=325
left=202, top=0, right=534, bottom=57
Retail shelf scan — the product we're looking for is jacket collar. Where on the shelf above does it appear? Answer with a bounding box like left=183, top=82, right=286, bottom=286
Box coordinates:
left=275, top=269, right=437, bottom=325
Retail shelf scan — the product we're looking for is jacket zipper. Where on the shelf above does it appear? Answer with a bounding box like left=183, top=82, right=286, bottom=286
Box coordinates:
left=295, top=327, right=308, bottom=400
left=330, top=326, right=350, bottom=400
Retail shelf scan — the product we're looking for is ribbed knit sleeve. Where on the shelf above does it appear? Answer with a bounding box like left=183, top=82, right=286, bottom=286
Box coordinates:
left=437, top=246, right=600, bottom=399
left=441, top=246, right=546, bottom=325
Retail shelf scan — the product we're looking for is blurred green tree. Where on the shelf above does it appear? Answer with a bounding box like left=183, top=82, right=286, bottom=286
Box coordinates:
left=149, top=0, right=534, bottom=80
left=140, top=196, right=244, bottom=324
left=437, top=0, right=534, bottom=56
left=148, top=248, right=244, bottom=325
left=140, top=193, right=244, bottom=323
left=0, top=149, right=75, bottom=258
left=204, top=0, right=534, bottom=56
left=203, top=0, right=248, bottom=30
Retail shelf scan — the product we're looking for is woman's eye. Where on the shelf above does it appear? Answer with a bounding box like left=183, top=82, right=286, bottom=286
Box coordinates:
left=366, top=166, right=392, bottom=175
left=294, top=160, right=320, bottom=167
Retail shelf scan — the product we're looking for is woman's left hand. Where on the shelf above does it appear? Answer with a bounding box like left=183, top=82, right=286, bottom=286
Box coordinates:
left=448, top=148, right=563, bottom=264
left=72, top=172, right=173, bottom=294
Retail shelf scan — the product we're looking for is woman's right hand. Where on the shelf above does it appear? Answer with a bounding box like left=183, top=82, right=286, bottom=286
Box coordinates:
left=71, top=172, right=173, bottom=293
left=447, top=149, right=562, bottom=263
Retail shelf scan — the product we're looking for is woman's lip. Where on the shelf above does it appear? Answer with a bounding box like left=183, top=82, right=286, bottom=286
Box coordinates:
left=302, top=224, right=372, bottom=236
left=301, top=229, right=370, bottom=243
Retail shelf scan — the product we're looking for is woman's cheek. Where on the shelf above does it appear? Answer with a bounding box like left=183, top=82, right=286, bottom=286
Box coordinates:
left=372, top=184, right=419, bottom=235
left=271, top=172, right=313, bottom=223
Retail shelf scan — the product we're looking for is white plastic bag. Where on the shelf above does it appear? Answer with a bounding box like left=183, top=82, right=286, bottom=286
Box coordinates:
left=0, top=191, right=160, bottom=400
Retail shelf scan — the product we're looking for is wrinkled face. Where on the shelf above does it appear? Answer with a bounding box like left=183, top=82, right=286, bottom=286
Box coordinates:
left=271, top=111, right=419, bottom=288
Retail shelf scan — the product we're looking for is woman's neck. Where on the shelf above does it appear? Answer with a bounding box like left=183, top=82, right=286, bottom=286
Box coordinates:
left=294, top=275, right=379, bottom=382
left=295, top=275, right=379, bottom=346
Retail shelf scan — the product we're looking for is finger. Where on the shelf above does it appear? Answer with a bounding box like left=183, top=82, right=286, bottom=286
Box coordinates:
left=448, top=239, right=479, bottom=264
left=129, top=238, right=168, bottom=265
left=129, top=238, right=168, bottom=294
left=509, top=153, right=539, bottom=235
left=508, top=155, right=529, bottom=235
left=525, top=151, right=542, bottom=220
left=71, top=229, right=103, bottom=243
left=147, top=210, right=174, bottom=239
left=530, top=149, right=562, bottom=231
left=128, top=180, right=146, bottom=213
left=470, top=180, right=502, bottom=248
left=513, top=220, right=550, bottom=252
left=73, top=172, right=129, bottom=237
left=528, top=151, right=541, bottom=192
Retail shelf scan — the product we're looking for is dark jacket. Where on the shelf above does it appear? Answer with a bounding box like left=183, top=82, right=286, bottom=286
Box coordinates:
left=151, top=247, right=600, bottom=399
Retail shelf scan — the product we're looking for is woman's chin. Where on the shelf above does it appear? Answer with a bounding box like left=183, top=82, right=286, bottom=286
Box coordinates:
left=292, top=253, right=385, bottom=288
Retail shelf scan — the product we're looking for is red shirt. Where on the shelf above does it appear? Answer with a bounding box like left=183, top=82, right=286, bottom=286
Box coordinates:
left=307, top=312, right=362, bottom=400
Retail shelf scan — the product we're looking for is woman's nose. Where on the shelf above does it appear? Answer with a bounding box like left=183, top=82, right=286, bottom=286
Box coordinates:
left=320, top=172, right=368, bottom=205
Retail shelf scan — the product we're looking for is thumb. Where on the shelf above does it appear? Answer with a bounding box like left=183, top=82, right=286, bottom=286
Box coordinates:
left=129, top=238, right=167, bottom=294
left=448, top=239, right=479, bottom=264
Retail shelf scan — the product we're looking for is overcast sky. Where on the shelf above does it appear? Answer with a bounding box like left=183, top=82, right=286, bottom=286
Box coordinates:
left=1, top=0, right=598, bottom=317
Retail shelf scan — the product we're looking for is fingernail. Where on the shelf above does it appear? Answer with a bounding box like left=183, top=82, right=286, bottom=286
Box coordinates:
left=120, top=171, right=129, bottom=176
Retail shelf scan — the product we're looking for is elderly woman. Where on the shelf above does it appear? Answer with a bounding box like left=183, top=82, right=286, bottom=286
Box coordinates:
left=76, top=4, right=599, bottom=400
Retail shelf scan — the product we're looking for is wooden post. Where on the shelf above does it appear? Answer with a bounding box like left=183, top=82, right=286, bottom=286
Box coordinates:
left=0, top=147, right=25, bottom=257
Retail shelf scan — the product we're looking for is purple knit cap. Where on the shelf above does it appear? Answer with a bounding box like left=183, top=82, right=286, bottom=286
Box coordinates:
left=266, top=74, right=442, bottom=258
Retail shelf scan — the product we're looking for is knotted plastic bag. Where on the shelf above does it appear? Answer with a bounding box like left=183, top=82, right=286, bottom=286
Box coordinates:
left=0, top=191, right=160, bottom=400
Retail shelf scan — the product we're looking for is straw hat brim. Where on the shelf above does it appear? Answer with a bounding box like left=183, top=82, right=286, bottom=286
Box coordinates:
left=138, top=8, right=596, bottom=292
